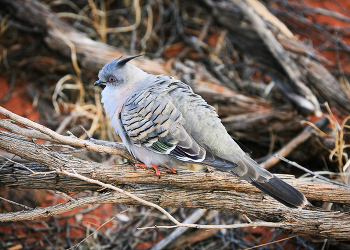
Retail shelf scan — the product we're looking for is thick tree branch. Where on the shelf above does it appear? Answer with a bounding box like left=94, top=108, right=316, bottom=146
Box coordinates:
left=1, top=109, right=350, bottom=240
left=0, top=130, right=349, bottom=205
left=0, top=183, right=349, bottom=240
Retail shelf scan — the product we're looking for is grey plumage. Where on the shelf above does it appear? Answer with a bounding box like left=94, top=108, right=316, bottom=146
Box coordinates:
left=95, top=56, right=308, bottom=209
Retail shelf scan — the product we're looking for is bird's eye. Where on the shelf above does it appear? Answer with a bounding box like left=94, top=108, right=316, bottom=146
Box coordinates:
left=109, top=77, right=116, bottom=82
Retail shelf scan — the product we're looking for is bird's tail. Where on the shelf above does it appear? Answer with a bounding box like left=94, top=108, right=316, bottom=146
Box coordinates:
left=202, top=152, right=308, bottom=208
left=249, top=174, right=308, bottom=208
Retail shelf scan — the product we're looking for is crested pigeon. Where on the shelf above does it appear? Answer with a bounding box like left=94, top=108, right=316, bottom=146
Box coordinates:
left=94, top=55, right=308, bottom=209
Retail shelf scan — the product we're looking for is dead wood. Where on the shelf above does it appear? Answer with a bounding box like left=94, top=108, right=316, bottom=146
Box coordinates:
left=1, top=125, right=350, bottom=240
left=0, top=0, right=166, bottom=74
left=202, top=0, right=350, bottom=113
left=0, top=129, right=347, bottom=204
left=2, top=0, right=350, bottom=114
left=229, top=0, right=320, bottom=114
left=0, top=120, right=347, bottom=206
left=1, top=179, right=350, bottom=241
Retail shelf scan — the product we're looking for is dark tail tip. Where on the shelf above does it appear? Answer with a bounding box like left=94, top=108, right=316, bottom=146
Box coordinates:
left=251, top=175, right=308, bottom=208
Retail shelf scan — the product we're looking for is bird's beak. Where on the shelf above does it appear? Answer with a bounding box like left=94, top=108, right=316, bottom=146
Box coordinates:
left=94, top=79, right=105, bottom=86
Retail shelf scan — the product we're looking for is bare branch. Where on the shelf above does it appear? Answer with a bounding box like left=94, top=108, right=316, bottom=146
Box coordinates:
left=0, top=119, right=57, bottom=142
left=0, top=182, right=350, bottom=240
left=150, top=209, right=208, bottom=250
left=139, top=221, right=284, bottom=230
left=277, top=155, right=350, bottom=188
left=0, top=196, right=33, bottom=211
left=1, top=130, right=349, bottom=205
left=0, top=106, right=134, bottom=162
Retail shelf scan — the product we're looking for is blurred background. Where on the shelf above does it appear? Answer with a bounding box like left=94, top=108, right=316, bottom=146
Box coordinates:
left=1, top=0, right=350, bottom=249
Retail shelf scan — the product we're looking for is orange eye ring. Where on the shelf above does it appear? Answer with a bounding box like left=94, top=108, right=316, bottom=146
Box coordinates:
left=109, top=77, right=116, bottom=82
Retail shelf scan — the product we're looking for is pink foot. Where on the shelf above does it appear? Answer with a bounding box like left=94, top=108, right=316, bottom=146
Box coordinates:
left=135, top=163, right=161, bottom=178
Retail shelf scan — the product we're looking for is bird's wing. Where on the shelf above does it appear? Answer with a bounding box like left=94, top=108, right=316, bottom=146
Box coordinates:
left=161, top=78, right=307, bottom=208
left=121, top=76, right=307, bottom=208
left=121, top=87, right=206, bottom=162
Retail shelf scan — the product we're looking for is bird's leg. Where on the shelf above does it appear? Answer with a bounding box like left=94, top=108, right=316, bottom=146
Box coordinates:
left=151, top=164, right=161, bottom=177
left=134, top=163, right=161, bottom=178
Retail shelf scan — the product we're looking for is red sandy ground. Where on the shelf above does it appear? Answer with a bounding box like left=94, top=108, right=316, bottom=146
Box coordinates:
left=292, top=0, right=350, bottom=74
left=0, top=77, right=40, bottom=121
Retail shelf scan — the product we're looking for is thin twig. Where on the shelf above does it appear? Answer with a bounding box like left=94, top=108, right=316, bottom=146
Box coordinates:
left=0, top=154, right=14, bottom=171
left=56, top=167, right=181, bottom=225
left=277, top=155, right=350, bottom=188
left=54, top=191, right=75, bottom=201
left=138, top=221, right=285, bottom=230
left=69, top=208, right=129, bottom=250
left=261, top=117, right=329, bottom=169
left=0, top=196, right=33, bottom=210
left=0, top=154, right=35, bottom=173
left=150, top=209, right=208, bottom=250
left=244, top=235, right=298, bottom=250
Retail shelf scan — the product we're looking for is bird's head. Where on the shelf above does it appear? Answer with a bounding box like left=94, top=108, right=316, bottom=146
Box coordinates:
left=94, top=55, right=144, bottom=88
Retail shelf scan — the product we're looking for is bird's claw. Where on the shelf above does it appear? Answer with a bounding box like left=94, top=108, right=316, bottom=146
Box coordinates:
left=134, top=163, right=161, bottom=178
left=204, top=165, right=213, bottom=173
left=169, top=167, right=177, bottom=174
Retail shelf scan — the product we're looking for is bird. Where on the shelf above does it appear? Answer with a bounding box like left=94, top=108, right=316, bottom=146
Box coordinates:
left=94, top=55, right=308, bottom=209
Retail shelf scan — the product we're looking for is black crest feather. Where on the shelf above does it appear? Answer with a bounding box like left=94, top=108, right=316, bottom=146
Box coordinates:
left=117, top=54, right=144, bottom=66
